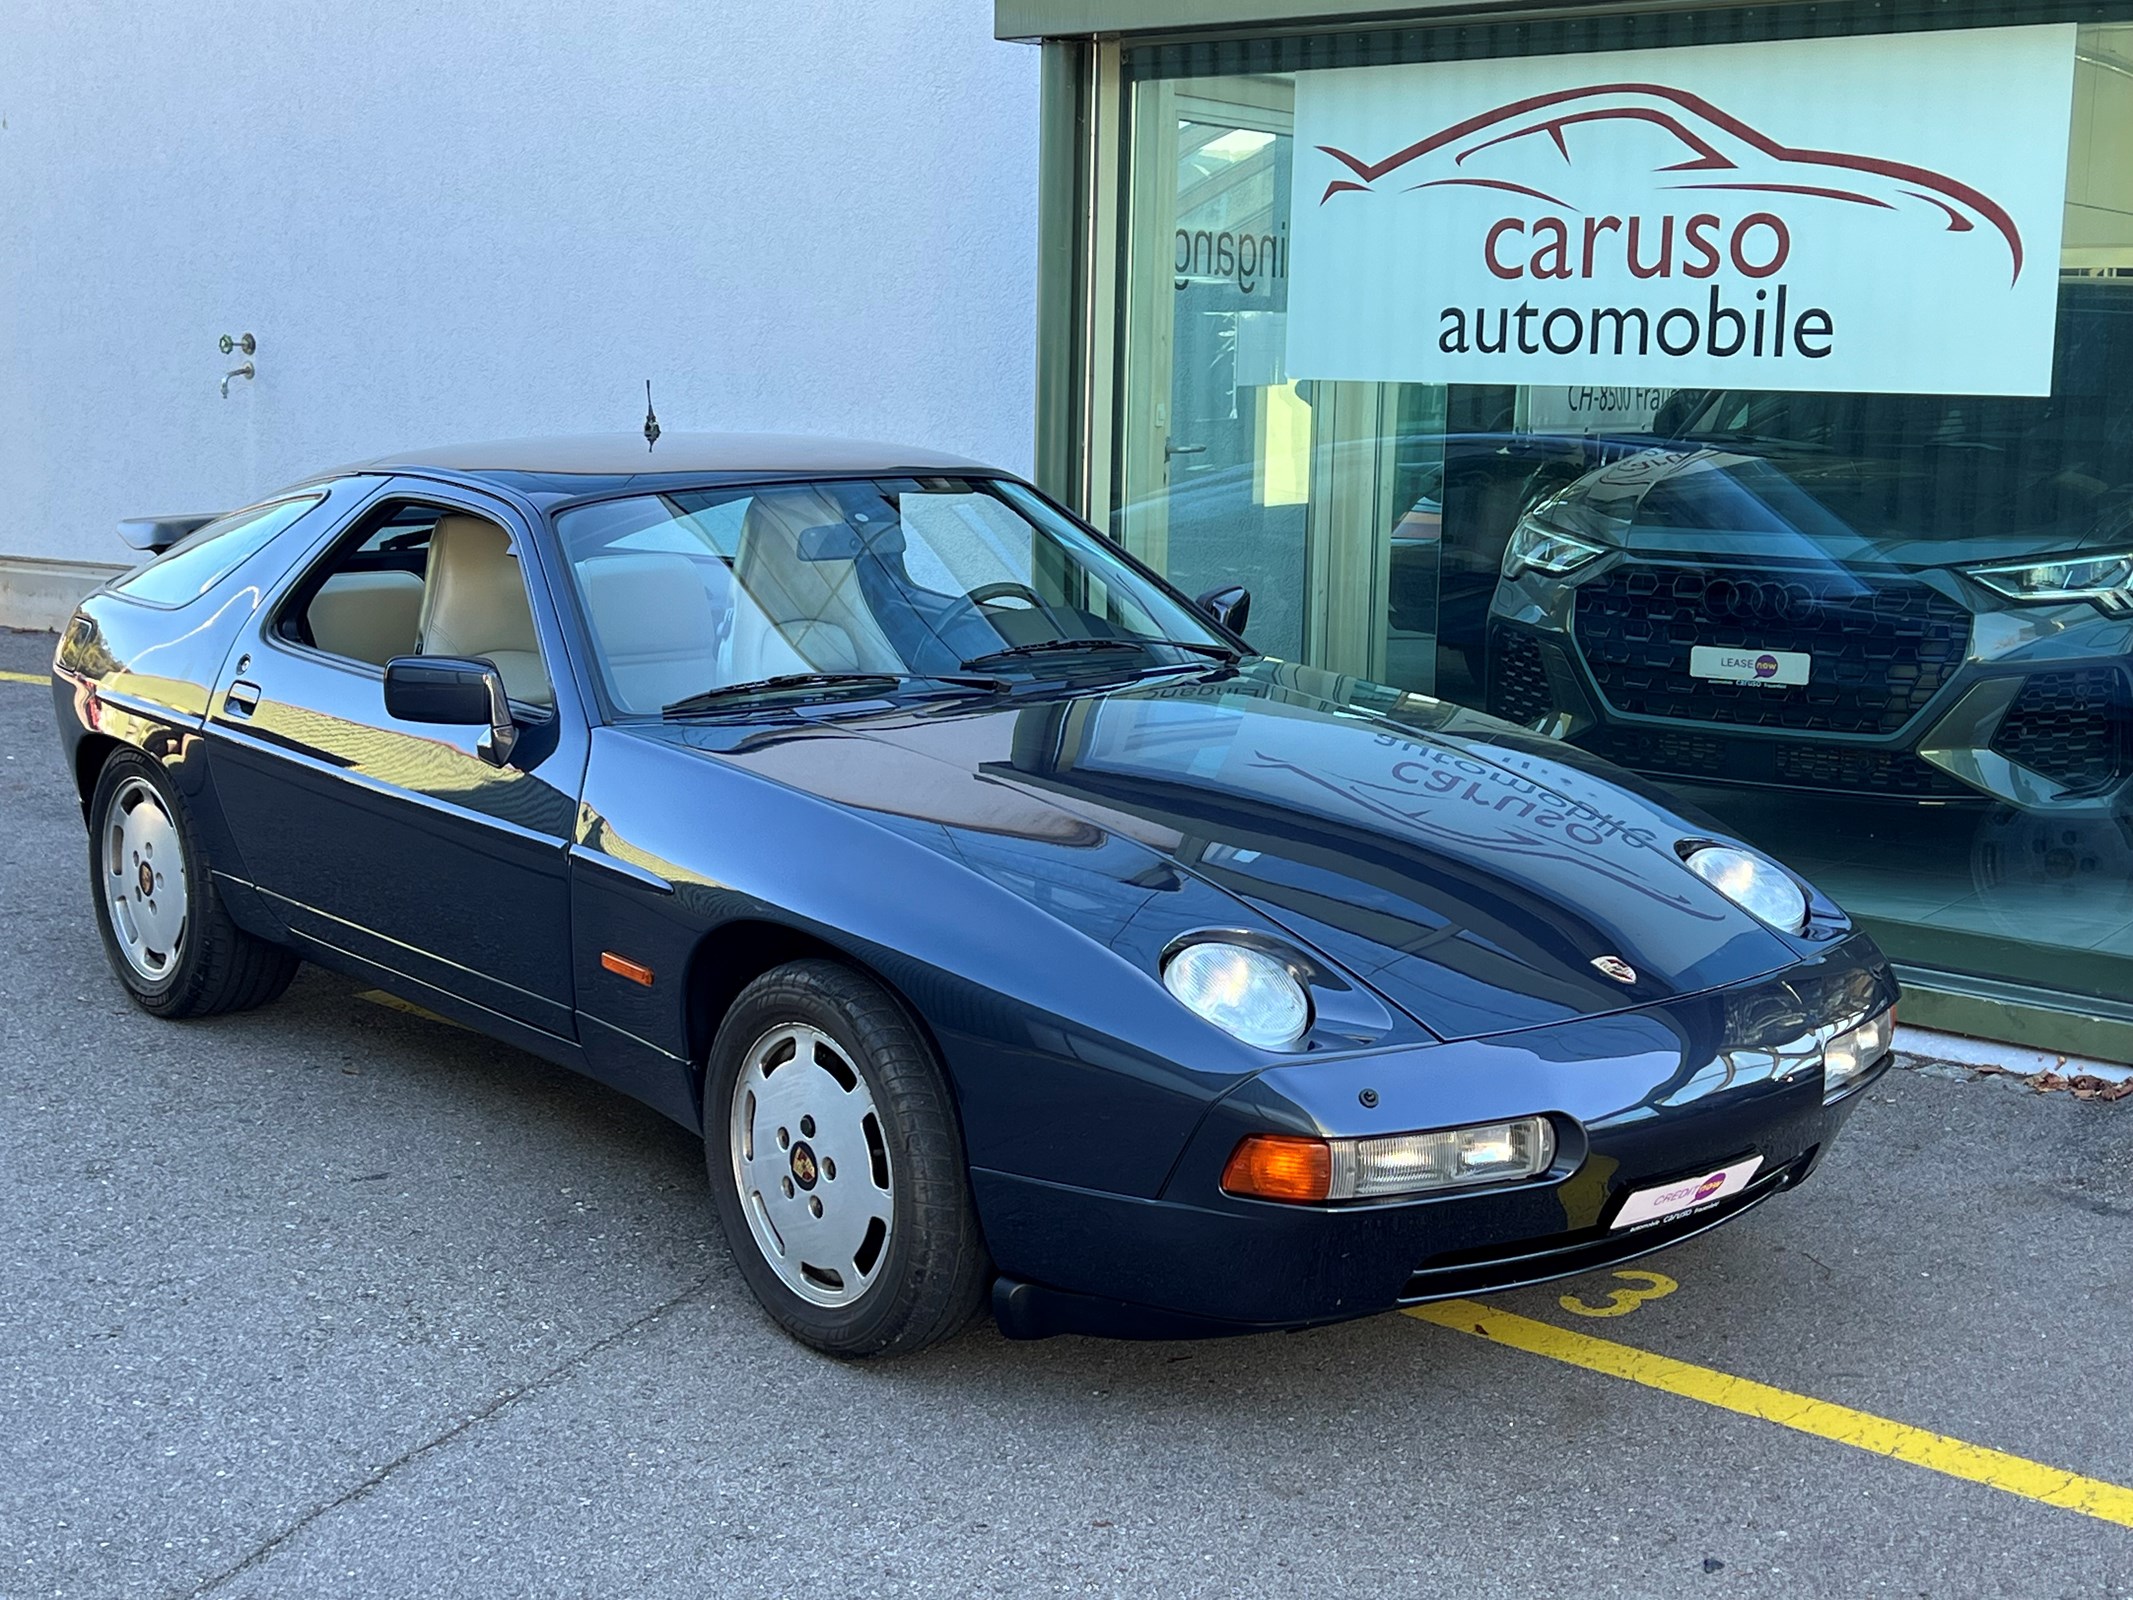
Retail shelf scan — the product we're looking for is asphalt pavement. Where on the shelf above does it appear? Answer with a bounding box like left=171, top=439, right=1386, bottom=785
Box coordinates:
left=3, top=625, right=2129, bottom=1599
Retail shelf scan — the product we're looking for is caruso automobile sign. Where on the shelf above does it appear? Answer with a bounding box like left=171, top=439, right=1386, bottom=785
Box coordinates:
left=1286, top=25, right=2076, bottom=395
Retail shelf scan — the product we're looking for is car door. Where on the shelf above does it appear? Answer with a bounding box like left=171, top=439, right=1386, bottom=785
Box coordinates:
left=203, top=478, right=590, bottom=1041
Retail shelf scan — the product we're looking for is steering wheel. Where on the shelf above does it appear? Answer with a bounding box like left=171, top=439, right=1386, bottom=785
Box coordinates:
left=933, top=580, right=1053, bottom=637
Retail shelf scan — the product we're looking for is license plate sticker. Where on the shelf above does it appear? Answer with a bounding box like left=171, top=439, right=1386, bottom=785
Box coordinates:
left=1610, top=1156, right=1764, bottom=1231
left=1689, top=646, right=1810, bottom=686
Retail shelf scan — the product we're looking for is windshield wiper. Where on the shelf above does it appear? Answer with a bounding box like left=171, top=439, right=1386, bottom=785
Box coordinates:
left=960, top=636, right=1238, bottom=671
left=661, top=671, right=1005, bottom=719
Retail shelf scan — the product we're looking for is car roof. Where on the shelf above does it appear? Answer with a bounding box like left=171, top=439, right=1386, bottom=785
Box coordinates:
left=357, top=432, right=996, bottom=478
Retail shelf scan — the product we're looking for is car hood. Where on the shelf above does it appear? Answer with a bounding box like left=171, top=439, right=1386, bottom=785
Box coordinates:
left=634, top=664, right=1802, bottom=1041
left=1565, top=446, right=2133, bottom=570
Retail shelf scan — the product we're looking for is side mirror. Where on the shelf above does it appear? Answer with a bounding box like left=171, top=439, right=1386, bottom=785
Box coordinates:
left=1194, top=583, right=1252, bottom=639
left=385, top=656, right=517, bottom=767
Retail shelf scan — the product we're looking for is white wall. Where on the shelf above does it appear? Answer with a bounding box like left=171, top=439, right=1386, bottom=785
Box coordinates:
left=0, top=0, right=1039, bottom=570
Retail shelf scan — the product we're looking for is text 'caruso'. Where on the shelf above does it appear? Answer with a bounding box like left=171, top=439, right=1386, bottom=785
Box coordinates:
left=1439, top=210, right=1834, bottom=363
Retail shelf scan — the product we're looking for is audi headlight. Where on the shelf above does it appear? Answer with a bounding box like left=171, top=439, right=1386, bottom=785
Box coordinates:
left=1682, top=843, right=1809, bottom=934
left=1503, top=515, right=1607, bottom=579
left=1969, top=552, right=2133, bottom=613
left=1162, top=941, right=1311, bottom=1051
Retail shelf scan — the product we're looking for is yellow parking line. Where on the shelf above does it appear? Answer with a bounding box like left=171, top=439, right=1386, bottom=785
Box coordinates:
left=355, top=988, right=465, bottom=1030
left=1408, top=1299, right=2133, bottom=1529
left=0, top=669, right=45, bottom=685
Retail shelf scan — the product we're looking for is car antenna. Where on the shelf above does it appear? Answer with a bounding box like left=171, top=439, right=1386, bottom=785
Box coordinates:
left=643, top=380, right=662, bottom=453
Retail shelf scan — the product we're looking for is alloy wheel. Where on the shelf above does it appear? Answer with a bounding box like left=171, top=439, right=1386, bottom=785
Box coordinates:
left=102, top=775, right=188, bottom=981
left=728, top=1023, right=895, bottom=1307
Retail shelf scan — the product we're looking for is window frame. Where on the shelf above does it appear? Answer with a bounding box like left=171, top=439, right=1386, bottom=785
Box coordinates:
left=111, top=494, right=328, bottom=611
left=264, top=487, right=562, bottom=718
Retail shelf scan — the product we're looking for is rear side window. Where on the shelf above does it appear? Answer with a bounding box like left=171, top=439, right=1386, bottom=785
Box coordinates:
left=113, top=496, right=323, bottom=607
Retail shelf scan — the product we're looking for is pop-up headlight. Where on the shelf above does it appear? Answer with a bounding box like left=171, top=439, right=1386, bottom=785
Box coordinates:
left=1682, top=843, right=1810, bottom=934
left=1162, top=940, right=1311, bottom=1051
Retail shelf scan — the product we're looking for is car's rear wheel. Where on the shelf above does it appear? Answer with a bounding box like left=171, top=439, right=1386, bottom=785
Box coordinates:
left=88, top=750, right=298, bottom=1018
left=705, top=959, right=987, bottom=1358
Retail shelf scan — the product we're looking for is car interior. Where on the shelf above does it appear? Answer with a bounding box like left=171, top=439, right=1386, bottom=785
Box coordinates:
left=279, top=480, right=1171, bottom=723
left=563, top=490, right=929, bottom=711
left=556, top=480, right=1133, bottom=715
left=283, top=503, right=555, bottom=707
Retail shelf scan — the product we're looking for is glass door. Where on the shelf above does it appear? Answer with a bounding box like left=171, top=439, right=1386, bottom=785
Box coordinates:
left=1117, top=73, right=1453, bottom=689
left=1118, top=76, right=1314, bottom=662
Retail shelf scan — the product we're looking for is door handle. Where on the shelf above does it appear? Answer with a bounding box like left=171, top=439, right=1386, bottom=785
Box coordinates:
left=224, top=680, right=261, bottom=717
left=1165, top=439, right=1207, bottom=462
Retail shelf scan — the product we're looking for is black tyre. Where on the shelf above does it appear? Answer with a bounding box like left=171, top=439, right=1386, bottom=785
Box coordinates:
left=87, top=750, right=299, bottom=1019
left=705, top=959, right=988, bottom=1358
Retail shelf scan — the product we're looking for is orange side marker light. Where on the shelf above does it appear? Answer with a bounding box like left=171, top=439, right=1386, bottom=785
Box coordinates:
left=600, top=951, right=656, bottom=987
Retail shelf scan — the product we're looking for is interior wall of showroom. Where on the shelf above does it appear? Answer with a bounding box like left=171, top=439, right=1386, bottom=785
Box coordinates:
left=0, top=0, right=1039, bottom=627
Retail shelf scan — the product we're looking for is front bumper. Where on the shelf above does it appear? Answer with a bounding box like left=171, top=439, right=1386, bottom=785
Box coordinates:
left=978, top=934, right=1895, bottom=1338
left=1487, top=557, right=2133, bottom=812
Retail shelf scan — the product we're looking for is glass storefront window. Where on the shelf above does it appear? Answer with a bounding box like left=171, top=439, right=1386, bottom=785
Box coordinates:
left=1108, top=6, right=2133, bottom=1019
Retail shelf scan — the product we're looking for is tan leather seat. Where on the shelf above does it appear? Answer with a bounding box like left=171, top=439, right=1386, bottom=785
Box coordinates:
left=576, top=552, right=728, bottom=712
left=307, top=570, right=423, bottom=666
left=416, top=515, right=553, bottom=706
left=726, top=493, right=902, bottom=680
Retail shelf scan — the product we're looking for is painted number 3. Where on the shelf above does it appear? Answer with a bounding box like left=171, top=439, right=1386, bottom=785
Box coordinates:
left=1558, top=1269, right=1679, bottom=1318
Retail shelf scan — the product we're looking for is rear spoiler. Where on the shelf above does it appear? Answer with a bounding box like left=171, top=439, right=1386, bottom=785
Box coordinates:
left=117, top=513, right=219, bottom=554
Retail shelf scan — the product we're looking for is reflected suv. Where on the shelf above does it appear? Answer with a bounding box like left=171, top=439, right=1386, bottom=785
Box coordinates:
left=1485, top=283, right=2133, bottom=814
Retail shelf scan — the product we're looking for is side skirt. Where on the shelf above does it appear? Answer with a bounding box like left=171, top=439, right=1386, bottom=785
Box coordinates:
left=289, top=924, right=592, bottom=1082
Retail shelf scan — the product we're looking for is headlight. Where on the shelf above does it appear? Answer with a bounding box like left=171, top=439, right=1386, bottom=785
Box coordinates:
left=1823, top=1004, right=1896, bottom=1102
left=1503, top=515, right=1607, bottom=579
left=1222, top=1118, right=1557, bottom=1203
left=1682, top=843, right=1809, bottom=933
left=1968, top=552, right=2133, bottom=612
left=1162, top=941, right=1311, bottom=1050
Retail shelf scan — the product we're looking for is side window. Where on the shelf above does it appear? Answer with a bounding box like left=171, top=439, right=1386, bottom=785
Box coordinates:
left=279, top=501, right=554, bottom=708
left=114, top=496, right=323, bottom=607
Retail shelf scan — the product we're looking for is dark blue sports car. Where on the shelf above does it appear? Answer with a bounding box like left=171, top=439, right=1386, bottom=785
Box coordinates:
left=51, top=434, right=1897, bottom=1356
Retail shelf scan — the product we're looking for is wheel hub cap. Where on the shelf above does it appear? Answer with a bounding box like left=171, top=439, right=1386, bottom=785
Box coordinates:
left=102, top=776, right=188, bottom=981
left=728, top=1023, right=893, bottom=1308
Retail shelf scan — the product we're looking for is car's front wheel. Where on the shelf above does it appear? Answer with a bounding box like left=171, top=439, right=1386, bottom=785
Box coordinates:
left=87, top=750, right=299, bottom=1018
left=705, top=959, right=988, bottom=1358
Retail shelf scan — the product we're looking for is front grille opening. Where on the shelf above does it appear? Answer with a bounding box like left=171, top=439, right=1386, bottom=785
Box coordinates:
left=1574, top=565, right=1971, bottom=735
left=1398, top=1155, right=1810, bottom=1302
left=1990, top=668, right=2133, bottom=794
left=1583, top=725, right=1975, bottom=798
left=1487, top=630, right=1555, bottom=725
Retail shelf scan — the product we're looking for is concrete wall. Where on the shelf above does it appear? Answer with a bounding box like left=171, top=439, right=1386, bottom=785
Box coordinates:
left=0, top=0, right=1039, bottom=620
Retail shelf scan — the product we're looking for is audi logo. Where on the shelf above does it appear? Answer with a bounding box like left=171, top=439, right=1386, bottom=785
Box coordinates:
left=1685, top=577, right=1823, bottom=622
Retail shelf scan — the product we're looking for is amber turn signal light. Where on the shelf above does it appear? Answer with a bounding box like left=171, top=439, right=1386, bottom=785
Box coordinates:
left=600, top=951, right=656, bottom=987
left=1221, top=1134, right=1333, bottom=1203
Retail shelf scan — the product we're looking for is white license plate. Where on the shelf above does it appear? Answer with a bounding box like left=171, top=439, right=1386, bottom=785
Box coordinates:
left=1689, top=646, right=1810, bottom=686
left=1610, top=1156, right=1764, bottom=1231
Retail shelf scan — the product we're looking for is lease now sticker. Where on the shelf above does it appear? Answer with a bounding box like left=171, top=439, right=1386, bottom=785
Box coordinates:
left=1690, top=646, right=1810, bottom=686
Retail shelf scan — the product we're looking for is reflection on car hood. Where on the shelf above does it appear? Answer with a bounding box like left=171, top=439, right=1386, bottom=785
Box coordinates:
left=1567, top=446, right=2133, bottom=569
left=634, top=663, right=1800, bottom=1041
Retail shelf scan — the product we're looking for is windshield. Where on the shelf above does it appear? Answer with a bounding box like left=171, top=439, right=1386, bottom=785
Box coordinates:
left=553, top=476, right=1232, bottom=715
